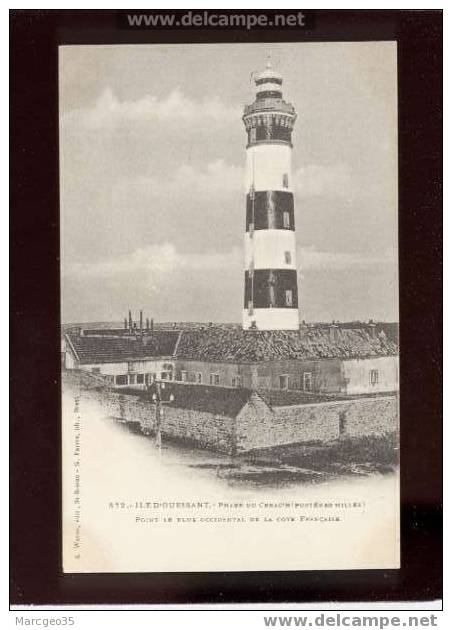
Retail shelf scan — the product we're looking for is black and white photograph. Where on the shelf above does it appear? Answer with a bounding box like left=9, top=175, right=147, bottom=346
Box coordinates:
left=10, top=6, right=445, bottom=618
left=59, top=41, right=401, bottom=573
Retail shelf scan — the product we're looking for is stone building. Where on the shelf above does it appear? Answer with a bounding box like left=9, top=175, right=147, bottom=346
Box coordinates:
left=62, top=328, right=178, bottom=387
left=63, top=322, right=398, bottom=397
left=78, top=378, right=398, bottom=454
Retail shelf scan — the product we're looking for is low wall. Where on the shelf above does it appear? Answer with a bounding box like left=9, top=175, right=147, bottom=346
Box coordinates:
left=236, top=394, right=398, bottom=452
left=84, top=389, right=236, bottom=453
left=336, top=395, right=398, bottom=438
left=82, top=387, right=398, bottom=454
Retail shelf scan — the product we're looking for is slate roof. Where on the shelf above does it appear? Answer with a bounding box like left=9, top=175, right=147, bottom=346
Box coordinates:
left=82, top=328, right=127, bottom=336
left=376, top=322, right=399, bottom=345
left=158, top=384, right=394, bottom=414
left=66, top=324, right=398, bottom=366
left=118, top=383, right=260, bottom=418
left=66, top=331, right=179, bottom=364
left=174, top=326, right=398, bottom=362
left=259, top=389, right=335, bottom=407
left=106, top=382, right=390, bottom=415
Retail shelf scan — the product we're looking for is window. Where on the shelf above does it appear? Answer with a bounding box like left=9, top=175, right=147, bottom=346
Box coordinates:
left=370, top=369, right=379, bottom=386
left=285, top=289, right=293, bottom=306
left=283, top=211, right=290, bottom=229
left=279, top=375, right=289, bottom=390
left=129, top=374, right=136, bottom=385
left=303, top=372, right=312, bottom=391
left=137, top=374, right=144, bottom=385
left=282, top=173, right=289, bottom=188
left=284, top=251, right=292, bottom=264
left=210, top=373, right=220, bottom=386
left=232, top=376, right=243, bottom=388
left=181, top=371, right=188, bottom=382
left=115, top=374, right=128, bottom=386
left=162, top=363, right=173, bottom=379
left=196, top=372, right=202, bottom=384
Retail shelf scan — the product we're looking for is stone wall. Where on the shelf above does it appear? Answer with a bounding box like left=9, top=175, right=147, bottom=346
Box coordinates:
left=339, top=395, right=399, bottom=438
left=83, top=387, right=398, bottom=454
left=84, top=389, right=236, bottom=453
left=235, top=394, right=398, bottom=452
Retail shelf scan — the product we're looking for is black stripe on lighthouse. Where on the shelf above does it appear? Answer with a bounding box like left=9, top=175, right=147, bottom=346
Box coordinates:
left=246, top=191, right=295, bottom=231
left=256, top=90, right=283, bottom=100
left=255, top=77, right=283, bottom=86
left=247, top=124, right=292, bottom=146
left=244, top=269, right=298, bottom=309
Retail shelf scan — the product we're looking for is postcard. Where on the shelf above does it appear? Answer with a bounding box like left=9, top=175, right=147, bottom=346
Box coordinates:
left=60, top=41, right=399, bottom=572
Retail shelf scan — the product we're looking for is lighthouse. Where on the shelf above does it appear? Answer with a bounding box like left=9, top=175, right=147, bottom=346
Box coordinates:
left=242, top=61, right=299, bottom=330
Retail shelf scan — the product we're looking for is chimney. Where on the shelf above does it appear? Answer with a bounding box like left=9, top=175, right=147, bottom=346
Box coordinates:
left=368, top=320, right=377, bottom=339
left=151, top=318, right=154, bottom=331
left=139, top=310, right=143, bottom=336
left=146, top=317, right=150, bottom=331
left=124, top=317, right=128, bottom=330
left=128, top=310, right=133, bottom=332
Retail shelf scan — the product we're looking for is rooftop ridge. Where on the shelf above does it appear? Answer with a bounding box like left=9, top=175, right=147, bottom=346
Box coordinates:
left=66, top=324, right=398, bottom=365
left=172, top=330, right=184, bottom=358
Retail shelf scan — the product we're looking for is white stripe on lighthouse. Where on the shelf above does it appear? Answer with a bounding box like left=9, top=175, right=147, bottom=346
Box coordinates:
left=256, top=81, right=282, bottom=93
left=244, top=230, right=297, bottom=271
left=245, top=143, right=292, bottom=193
left=243, top=308, right=300, bottom=331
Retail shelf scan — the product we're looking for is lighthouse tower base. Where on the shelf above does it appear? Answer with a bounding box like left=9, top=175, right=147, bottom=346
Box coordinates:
left=243, top=308, right=300, bottom=331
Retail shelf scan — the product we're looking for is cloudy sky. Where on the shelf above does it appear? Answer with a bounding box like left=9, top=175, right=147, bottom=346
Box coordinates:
left=60, top=42, right=398, bottom=324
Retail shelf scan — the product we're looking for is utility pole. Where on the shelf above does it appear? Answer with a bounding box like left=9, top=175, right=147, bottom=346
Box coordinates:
left=147, top=379, right=174, bottom=451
